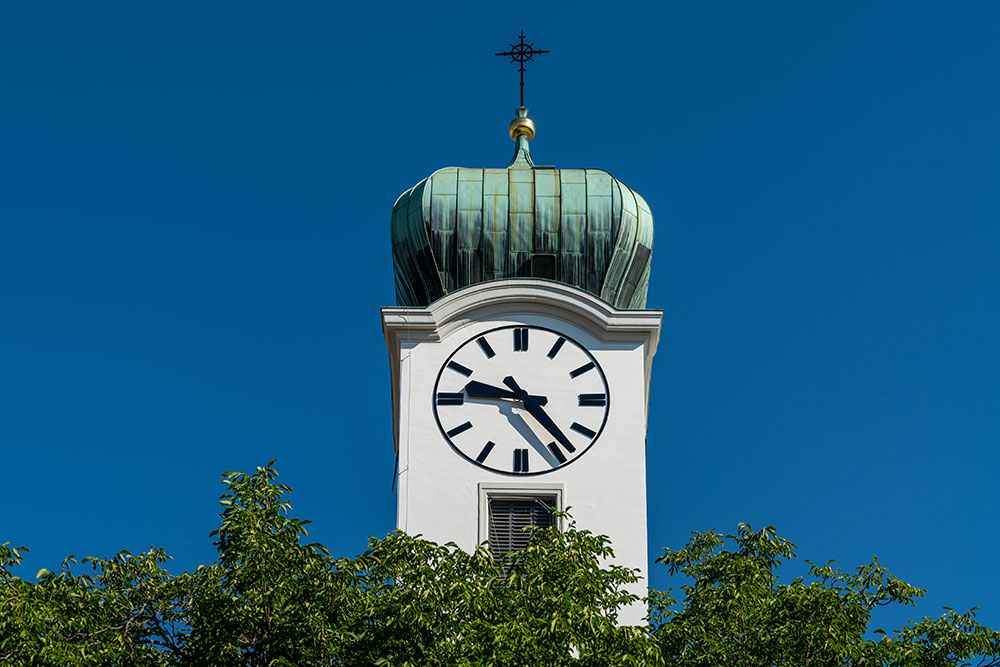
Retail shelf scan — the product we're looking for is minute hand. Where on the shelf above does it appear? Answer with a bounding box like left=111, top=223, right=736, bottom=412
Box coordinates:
left=502, top=377, right=577, bottom=454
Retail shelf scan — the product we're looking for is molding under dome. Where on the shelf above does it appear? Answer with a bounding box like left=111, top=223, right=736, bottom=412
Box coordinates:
left=382, top=279, right=662, bottom=342
left=382, top=280, right=663, bottom=453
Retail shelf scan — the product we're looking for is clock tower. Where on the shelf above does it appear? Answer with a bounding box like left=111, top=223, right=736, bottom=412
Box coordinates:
left=382, top=107, right=661, bottom=625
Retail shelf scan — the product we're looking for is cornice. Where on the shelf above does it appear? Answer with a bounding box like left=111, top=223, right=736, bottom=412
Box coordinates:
left=382, top=279, right=662, bottom=344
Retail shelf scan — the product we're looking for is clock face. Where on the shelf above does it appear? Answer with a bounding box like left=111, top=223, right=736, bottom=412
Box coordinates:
left=432, top=325, right=610, bottom=475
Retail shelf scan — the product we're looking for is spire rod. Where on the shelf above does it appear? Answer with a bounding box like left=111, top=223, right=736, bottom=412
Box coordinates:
left=495, top=31, right=549, bottom=107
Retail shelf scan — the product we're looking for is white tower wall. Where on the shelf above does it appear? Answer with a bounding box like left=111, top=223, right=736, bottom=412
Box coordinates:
left=383, top=280, right=661, bottom=625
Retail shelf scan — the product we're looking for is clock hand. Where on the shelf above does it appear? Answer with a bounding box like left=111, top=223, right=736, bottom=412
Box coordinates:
left=501, top=375, right=528, bottom=397
left=464, top=380, right=548, bottom=406
left=502, top=376, right=576, bottom=453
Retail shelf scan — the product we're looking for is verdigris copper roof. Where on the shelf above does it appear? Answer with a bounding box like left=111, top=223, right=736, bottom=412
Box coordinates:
left=391, top=108, right=653, bottom=309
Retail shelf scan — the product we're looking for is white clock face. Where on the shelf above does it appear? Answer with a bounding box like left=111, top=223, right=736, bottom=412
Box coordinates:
left=432, top=325, right=610, bottom=475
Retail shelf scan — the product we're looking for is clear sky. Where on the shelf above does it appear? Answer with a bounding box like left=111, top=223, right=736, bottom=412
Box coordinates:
left=3, top=0, right=998, bottom=632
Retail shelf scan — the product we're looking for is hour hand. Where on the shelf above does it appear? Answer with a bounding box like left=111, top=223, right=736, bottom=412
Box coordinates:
left=464, top=380, right=547, bottom=406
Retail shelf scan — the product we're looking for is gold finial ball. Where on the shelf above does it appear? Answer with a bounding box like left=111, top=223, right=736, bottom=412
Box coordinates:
left=508, top=116, right=536, bottom=141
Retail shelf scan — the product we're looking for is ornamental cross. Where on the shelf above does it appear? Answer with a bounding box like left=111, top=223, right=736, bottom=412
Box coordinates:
left=495, top=31, right=549, bottom=107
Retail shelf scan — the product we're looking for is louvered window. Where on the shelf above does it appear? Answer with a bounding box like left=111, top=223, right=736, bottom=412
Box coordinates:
left=487, top=495, right=557, bottom=562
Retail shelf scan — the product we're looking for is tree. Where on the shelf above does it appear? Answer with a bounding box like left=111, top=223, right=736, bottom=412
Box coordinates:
left=1, top=463, right=997, bottom=666
left=650, top=525, right=1000, bottom=667
left=0, top=543, right=186, bottom=665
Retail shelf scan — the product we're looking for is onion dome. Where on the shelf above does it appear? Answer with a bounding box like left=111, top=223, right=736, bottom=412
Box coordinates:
left=391, top=108, right=653, bottom=309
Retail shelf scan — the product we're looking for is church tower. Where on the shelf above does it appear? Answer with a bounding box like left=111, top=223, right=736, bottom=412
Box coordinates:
left=382, top=99, right=661, bottom=624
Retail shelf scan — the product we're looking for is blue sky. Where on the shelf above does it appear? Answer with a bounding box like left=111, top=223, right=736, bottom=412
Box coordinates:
left=3, top=1, right=998, bottom=631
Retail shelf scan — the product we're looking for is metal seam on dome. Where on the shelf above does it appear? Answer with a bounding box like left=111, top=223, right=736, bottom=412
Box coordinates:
left=616, top=188, right=653, bottom=308
left=622, top=184, right=642, bottom=307
left=478, top=168, right=486, bottom=286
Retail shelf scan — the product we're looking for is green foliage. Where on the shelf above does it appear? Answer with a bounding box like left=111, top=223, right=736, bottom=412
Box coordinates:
left=0, top=541, right=185, bottom=666
left=1, top=465, right=998, bottom=666
left=337, top=518, right=657, bottom=666
left=184, top=462, right=345, bottom=665
left=650, top=524, right=1000, bottom=666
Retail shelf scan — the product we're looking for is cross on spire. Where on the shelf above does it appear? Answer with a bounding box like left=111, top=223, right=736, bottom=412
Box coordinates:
left=495, top=31, right=549, bottom=107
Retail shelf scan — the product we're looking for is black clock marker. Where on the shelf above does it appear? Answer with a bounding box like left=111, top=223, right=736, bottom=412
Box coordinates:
left=447, top=421, right=473, bottom=437
left=447, top=361, right=473, bottom=377
left=547, top=336, right=566, bottom=359
left=436, top=392, right=465, bottom=406
left=570, top=422, right=597, bottom=438
left=569, top=362, right=596, bottom=378
left=513, top=448, right=529, bottom=473
left=547, top=442, right=567, bottom=465
left=476, top=337, right=496, bottom=359
left=578, top=393, right=607, bottom=407
left=513, top=327, right=529, bottom=351
left=476, top=441, right=496, bottom=463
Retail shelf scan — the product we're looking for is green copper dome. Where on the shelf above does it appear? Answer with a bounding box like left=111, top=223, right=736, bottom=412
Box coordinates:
left=391, top=108, right=653, bottom=309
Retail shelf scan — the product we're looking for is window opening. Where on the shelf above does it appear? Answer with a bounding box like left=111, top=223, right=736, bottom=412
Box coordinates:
left=487, top=495, right=557, bottom=571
